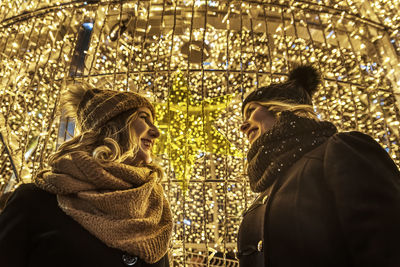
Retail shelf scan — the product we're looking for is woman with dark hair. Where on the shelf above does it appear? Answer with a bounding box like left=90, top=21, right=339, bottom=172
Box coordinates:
left=236, top=66, right=400, bottom=267
left=0, top=84, right=173, bottom=267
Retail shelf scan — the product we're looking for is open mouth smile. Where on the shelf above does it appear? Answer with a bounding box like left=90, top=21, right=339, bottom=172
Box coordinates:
left=141, top=138, right=153, bottom=149
left=247, top=128, right=258, bottom=141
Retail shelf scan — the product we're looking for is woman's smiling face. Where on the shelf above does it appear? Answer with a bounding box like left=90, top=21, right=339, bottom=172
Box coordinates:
left=240, top=102, right=277, bottom=144
left=130, top=107, right=160, bottom=164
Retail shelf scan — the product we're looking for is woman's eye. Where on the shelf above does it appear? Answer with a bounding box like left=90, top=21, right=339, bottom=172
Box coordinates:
left=141, top=116, right=153, bottom=124
left=246, top=108, right=255, bottom=119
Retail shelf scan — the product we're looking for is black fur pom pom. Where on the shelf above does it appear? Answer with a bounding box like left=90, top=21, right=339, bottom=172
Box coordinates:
left=288, top=65, right=320, bottom=97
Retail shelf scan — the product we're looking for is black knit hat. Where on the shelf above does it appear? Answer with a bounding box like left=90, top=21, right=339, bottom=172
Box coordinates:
left=242, top=65, right=321, bottom=113
left=77, top=89, right=155, bottom=132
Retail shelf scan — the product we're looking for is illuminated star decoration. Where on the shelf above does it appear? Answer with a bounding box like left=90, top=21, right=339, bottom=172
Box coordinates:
left=153, top=71, right=241, bottom=190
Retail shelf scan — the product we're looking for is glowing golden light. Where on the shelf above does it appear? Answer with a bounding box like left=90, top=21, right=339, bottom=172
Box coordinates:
left=0, top=0, right=400, bottom=265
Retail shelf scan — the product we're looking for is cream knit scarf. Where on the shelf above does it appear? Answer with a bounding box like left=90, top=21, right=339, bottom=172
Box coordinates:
left=34, top=151, right=173, bottom=264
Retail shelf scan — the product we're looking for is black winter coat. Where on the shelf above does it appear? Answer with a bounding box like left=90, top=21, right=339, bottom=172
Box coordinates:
left=238, top=131, right=400, bottom=267
left=0, top=184, right=170, bottom=267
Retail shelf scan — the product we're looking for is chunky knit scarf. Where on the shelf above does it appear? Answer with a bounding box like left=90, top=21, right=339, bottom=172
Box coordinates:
left=34, top=151, right=173, bottom=264
left=247, top=111, right=337, bottom=193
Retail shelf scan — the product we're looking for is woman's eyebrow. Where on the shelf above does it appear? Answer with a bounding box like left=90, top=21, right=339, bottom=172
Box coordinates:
left=139, top=111, right=150, bottom=116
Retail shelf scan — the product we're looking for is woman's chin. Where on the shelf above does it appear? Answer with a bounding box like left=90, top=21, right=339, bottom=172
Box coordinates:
left=125, top=150, right=151, bottom=165
left=144, top=156, right=152, bottom=164
left=137, top=150, right=152, bottom=164
left=249, top=136, right=258, bottom=145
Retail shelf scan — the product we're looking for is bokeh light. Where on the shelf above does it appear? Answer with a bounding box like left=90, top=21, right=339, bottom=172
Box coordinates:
left=1, top=1, right=399, bottom=266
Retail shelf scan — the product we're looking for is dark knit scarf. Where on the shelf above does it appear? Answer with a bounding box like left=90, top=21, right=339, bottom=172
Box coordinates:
left=34, top=151, right=173, bottom=264
left=247, top=111, right=337, bottom=193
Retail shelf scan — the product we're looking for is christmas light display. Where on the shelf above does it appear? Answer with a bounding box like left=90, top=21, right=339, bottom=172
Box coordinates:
left=0, top=0, right=399, bottom=266
left=154, top=70, right=240, bottom=190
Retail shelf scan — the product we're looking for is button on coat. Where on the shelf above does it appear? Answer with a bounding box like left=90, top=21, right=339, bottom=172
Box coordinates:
left=0, top=184, right=170, bottom=267
left=238, top=132, right=400, bottom=267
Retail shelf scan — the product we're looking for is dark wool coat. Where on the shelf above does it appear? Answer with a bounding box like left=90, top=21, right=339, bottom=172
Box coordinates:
left=238, top=131, right=400, bottom=267
left=0, top=184, right=169, bottom=267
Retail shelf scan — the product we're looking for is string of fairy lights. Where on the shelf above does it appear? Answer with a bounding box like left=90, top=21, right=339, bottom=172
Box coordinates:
left=0, top=0, right=399, bottom=266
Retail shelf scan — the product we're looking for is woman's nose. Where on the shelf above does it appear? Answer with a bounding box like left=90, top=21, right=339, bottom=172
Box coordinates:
left=240, top=121, right=250, bottom=133
left=149, top=125, right=160, bottom=139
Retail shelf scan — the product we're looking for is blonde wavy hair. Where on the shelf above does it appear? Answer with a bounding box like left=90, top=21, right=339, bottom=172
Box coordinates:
left=49, top=83, right=141, bottom=166
left=244, top=100, right=319, bottom=120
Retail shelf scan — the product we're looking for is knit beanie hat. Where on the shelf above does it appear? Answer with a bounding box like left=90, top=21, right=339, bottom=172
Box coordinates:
left=64, top=85, right=155, bottom=132
left=242, top=65, right=321, bottom=113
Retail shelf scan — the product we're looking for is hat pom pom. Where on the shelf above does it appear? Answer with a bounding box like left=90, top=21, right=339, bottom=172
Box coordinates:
left=288, top=65, right=320, bottom=97
left=62, top=83, right=89, bottom=119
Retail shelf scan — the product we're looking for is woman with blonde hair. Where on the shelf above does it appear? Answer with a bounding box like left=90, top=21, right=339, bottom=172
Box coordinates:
left=0, top=84, right=173, bottom=267
left=237, top=66, right=400, bottom=267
